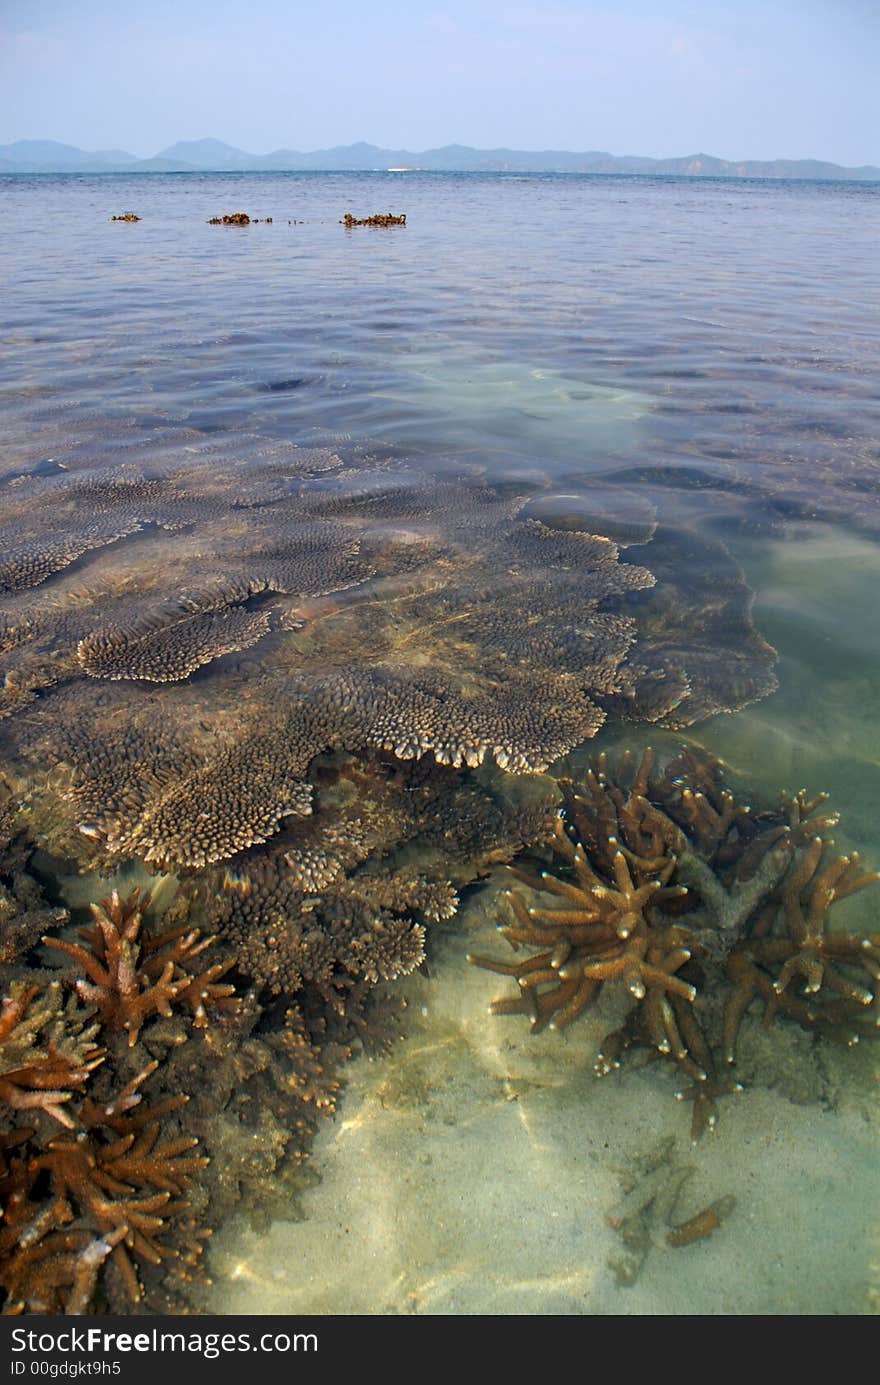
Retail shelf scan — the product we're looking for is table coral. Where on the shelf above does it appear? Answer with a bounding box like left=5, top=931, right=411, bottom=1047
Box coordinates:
left=0, top=448, right=776, bottom=874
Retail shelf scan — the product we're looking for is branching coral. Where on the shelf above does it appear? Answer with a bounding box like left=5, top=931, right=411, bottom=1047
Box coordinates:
left=471, top=745, right=879, bottom=1136
left=43, top=889, right=237, bottom=1047
left=212, top=858, right=436, bottom=1001
left=0, top=982, right=104, bottom=1128
left=0, top=880, right=240, bottom=1314
left=0, top=1064, right=209, bottom=1311
left=201, top=748, right=546, bottom=1022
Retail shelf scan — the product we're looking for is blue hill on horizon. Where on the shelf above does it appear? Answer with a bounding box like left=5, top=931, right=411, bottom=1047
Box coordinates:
left=2, top=136, right=878, bottom=180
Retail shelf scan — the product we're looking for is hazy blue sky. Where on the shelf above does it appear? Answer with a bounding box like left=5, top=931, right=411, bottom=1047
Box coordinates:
left=1, top=0, right=877, bottom=163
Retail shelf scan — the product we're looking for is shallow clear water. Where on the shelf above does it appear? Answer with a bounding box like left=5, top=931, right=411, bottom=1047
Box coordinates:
left=2, top=170, right=879, bottom=1315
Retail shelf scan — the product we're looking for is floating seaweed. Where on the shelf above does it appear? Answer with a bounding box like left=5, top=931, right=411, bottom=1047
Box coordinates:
left=470, top=744, right=880, bottom=1137
left=341, top=212, right=406, bottom=228
left=110, top=213, right=140, bottom=222
left=206, top=213, right=273, bottom=225
left=207, top=212, right=251, bottom=225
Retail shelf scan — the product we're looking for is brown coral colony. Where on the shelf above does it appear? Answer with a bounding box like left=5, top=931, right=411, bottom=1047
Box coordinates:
left=470, top=746, right=880, bottom=1137
left=0, top=887, right=236, bottom=1313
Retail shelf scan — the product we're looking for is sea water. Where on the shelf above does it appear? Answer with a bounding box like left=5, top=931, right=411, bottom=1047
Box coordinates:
left=2, top=169, right=879, bottom=1314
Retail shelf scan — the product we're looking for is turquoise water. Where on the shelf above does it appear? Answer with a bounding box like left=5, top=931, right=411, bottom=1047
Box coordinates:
left=1, top=170, right=879, bottom=1315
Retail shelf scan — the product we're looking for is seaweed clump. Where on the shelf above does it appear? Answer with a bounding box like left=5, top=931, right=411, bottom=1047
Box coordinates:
left=470, top=745, right=880, bottom=1137
left=207, top=212, right=250, bottom=225
left=341, top=212, right=406, bottom=227
left=110, top=213, right=140, bottom=222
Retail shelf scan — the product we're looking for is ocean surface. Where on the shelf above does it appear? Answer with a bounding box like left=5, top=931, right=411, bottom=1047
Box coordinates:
left=1, top=170, right=879, bottom=1316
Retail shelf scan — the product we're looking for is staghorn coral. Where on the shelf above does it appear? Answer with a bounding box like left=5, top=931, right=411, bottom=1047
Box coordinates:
left=0, top=883, right=247, bottom=1314
left=0, top=1064, right=209, bottom=1312
left=470, top=745, right=879, bottom=1136
left=0, top=982, right=104, bottom=1128
left=605, top=1136, right=736, bottom=1286
left=43, top=889, right=237, bottom=1047
left=0, top=862, right=382, bottom=1313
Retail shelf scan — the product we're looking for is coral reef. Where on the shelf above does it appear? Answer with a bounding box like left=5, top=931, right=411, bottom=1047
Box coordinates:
left=0, top=1061, right=209, bottom=1312
left=0, top=447, right=776, bottom=876
left=470, top=744, right=880, bottom=1136
left=341, top=212, right=406, bottom=227
left=601, top=429, right=880, bottom=542
left=0, top=804, right=69, bottom=963
left=0, top=982, right=103, bottom=1127
left=0, top=776, right=428, bottom=1314
left=199, top=749, right=540, bottom=1010
left=77, top=606, right=272, bottom=683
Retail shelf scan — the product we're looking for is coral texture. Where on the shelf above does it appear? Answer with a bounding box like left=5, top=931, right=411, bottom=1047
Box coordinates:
left=0, top=447, right=775, bottom=873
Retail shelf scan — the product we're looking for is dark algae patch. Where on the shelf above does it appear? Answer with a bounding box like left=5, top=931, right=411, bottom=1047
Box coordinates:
left=341, top=212, right=406, bottom=227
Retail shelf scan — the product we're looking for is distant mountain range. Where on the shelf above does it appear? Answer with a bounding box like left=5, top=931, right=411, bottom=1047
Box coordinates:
left=2, top=137, right=878, bottom=180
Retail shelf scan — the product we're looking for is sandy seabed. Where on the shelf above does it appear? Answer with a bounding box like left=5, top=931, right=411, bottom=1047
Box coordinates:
left=207, top=873, right=880, bottom=1317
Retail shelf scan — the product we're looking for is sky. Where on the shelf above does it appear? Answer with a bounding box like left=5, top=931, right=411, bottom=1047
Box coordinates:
left=1, top=0, right=878, bottom=165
